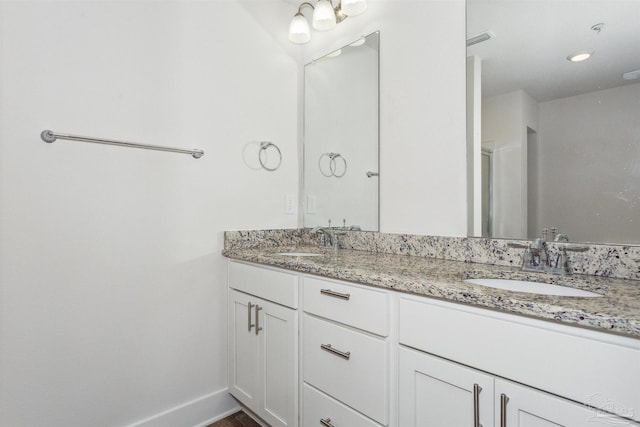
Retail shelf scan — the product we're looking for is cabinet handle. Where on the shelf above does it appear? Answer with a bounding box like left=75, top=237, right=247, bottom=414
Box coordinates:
left=500, top=393, right=509, bottom=427
left=473, top=383, right=482, bottom=427
left=320, top=343, right=351, bottom=360
left=320, top=417, right=335, bottom=427
left=255, top=305, right=263, bottom=336
left=320, top=289, right=350, bottom=300
left=247, top=302, right=255, bottom=332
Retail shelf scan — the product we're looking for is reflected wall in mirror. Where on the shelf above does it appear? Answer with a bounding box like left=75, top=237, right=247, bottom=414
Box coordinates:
left=304, top=31, right=379, bottom=231
left=467, top=0, right=640, bottom=245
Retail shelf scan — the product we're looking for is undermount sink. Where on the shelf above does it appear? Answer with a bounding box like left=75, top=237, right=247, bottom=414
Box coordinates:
left=276, top=252, right=324, bottom=257
left=464, top=278, right=602, bottom=297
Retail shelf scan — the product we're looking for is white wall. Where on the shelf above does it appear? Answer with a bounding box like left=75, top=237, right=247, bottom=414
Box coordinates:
left=538, top=82, right=640, bottom=244
left=0, top=2, right=297, bottom=426
left=481, top=89, right=538, bottom=238
left=298, top=0, right=468, bottom=236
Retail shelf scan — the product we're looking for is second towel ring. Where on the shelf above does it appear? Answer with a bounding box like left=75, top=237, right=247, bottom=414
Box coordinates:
left=319, top=152, right=347, bottom=178
left=259, top=141, right=282, bottom=171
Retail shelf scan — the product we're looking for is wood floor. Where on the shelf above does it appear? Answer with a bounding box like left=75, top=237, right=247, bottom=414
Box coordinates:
left=207, top=411, right=261, bottom=427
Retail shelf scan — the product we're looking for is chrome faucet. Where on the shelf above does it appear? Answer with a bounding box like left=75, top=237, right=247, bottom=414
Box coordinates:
left=509, top=238, right=549, bottom=272
left=311, top=226, right=332, bottom=248
left=509, top=232, right=589, bottom=275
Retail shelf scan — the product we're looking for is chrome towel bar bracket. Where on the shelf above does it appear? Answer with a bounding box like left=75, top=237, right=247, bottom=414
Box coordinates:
left=40, top=130, right=204, bottom=159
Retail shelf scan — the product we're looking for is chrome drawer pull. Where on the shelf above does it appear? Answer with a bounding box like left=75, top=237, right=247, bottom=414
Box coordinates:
left=320, top=417, right=335, bottom=427
left=255, top=305, right=263, bottom=336
left=500, top=393, right=509, bottom=427
left=247, top=302, right=255, bottom=332
left=473, top=384, right=482, bottom=427
left=320, top=289, right=350, bottom=300
left=320, top=343, right=351, bottom=360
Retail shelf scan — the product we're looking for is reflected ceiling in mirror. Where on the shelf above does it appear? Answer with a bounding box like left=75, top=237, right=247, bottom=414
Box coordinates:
left=303, top=31, right=379, bottom=231
left=467, top=0, right=640, bottom=245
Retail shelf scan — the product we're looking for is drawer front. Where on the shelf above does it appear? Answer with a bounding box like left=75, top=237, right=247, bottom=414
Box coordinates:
left=303, top=384, right=383, bottom=427
left=302, top=276, right=389, bottom=336
left=399, top=296, right=640, bottom=423
left=228, top=261, right=298, bottom=308
left=303, top=314, right=389, bottom=425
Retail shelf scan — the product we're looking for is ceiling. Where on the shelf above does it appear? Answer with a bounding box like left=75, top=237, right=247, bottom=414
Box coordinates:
left=467, top=0, right=640, bottom=102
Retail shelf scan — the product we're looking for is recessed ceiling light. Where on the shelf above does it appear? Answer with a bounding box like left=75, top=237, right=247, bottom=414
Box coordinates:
left=622, top=69, right=640, bottom=80
left=567, top=51, right=593, bottom=62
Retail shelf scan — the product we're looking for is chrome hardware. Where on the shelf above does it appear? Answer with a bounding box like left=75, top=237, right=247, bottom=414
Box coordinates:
left=500, top=393, right=509, bottom=427
left=508, top=239, right=549, bottom=272
left=247, top=302, right=255, bottom=332
left=473, top=384, right=482, bottom=427
left=320, top=417, right=335, bottom=427
left=40, top=130, right=204, bottom=159
left=255, top=305, right=263, bottom=336
left=258, top=141, right=282, bottom=171
left=311, top=226, right=333, bottom=248
left=320, top=289, right=351, bottom=300
left=320, top=343, right=351, bottom=360
left=366, top=171, right=379, bottom=178
left=548, top=244, right=590, bottom=274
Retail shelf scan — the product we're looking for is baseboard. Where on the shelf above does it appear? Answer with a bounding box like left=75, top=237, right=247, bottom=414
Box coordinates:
left=126, top=388, right=239, bottom=427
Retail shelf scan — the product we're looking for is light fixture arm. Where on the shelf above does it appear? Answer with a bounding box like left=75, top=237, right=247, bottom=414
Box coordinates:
left=297, top=2, right=315, bottom=15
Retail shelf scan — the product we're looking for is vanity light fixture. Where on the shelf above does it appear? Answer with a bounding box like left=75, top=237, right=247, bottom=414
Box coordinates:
left=567, top=51, right=593, bottom=62
left=288, top=0, right=368, bottom=44
left=622, top=69, right=640, bottom=80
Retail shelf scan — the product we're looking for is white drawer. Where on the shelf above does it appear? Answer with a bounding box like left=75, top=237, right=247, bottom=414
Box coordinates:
left=303, top=314, right=389, bottom=425
left=399, top=296, right=640, bottom=422
left=302, top=276, right=389, bottom=336
left=303, top=384, right=383, bottom=427
left=228, top=261, right=298, bottom=308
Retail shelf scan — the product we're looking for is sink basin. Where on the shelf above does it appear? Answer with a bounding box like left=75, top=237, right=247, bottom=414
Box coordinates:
left=276, top=252, right=324, bottom=257
left=464, top=278, right=602, bottom=297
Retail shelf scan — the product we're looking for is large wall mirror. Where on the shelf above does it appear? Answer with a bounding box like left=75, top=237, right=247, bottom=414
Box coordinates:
left=303, top=31, right=380, bottom=231
left=467, top=0, right=640, bottom=245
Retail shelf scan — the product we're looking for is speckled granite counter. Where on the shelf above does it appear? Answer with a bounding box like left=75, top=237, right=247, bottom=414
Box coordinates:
left=223, top=237, right=640, bottom=339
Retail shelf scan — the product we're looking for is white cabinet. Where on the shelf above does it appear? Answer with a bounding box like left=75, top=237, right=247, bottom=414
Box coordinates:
left=399, top=347, right=639, bottom=427
left=228, top=262, right=298, bottom=427
left=301, top=276, right=390, bottom=426
left=399, top=295, right=640, bottom=427
left=495, top=378, right=615, bottom=427
left=225, top=259, right=640, bottom=427
left=398, top=347, right=493, bottom=427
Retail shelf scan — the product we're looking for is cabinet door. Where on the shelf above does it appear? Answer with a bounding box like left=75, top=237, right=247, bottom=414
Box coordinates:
left=257, top=299, right=298, bottom=427
left=228, top=290, right=259, bottom=411
left=495, top=379, right=640, bottom=427
left=399, top=347, right=494, bottom=427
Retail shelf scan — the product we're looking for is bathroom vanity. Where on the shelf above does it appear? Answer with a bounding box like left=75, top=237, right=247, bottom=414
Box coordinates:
left=224, top=232, right=640, bottom=427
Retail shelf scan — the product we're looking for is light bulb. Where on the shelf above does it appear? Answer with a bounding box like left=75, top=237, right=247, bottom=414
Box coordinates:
left=313, top=0, right=336, bottom=31
left=567, top=51, right=593, bottom=62
left=289, top=13, right=311, bottom=44
left=341, top=0, right=367, bottom=16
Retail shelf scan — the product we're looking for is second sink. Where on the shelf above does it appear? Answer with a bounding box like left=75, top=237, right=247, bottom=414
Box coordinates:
left=464, top=278, right=602, bottom=297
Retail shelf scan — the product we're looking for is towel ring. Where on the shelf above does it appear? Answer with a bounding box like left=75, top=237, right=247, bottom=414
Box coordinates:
left=319, top=152, right=347, bottom=178
left=259, top=141, right=282, bottom=171
left=330, top=153, right=347, bottom=178
left=319, top=152, right=335, bottom=177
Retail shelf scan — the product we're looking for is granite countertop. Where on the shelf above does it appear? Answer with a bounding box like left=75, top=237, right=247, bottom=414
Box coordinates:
left=223, top=245, right=640, bottom=339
